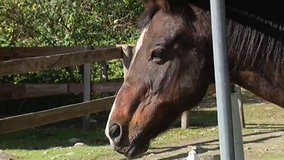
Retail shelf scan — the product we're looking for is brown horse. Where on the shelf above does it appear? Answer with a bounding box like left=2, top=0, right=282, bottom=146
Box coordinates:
left=105, top=0, right=284, bottom=158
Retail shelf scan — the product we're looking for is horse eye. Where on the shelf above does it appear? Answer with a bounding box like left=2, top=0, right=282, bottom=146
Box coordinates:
left=150, top=49, right=164, bottom=63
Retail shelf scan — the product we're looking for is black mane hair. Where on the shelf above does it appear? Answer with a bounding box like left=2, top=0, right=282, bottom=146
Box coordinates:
left=138, top=0, right=284, bottom=70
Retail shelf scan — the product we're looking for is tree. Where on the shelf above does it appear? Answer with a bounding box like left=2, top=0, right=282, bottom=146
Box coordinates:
left=0, top=0, right=143, bottom=114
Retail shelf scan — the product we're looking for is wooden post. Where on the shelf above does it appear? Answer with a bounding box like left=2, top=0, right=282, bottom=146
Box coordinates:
left=101, top=62, right=108, bottom=82
left=181, top=111, right=190, bottom=129
left=122, top=45, right=133, bottom=79
left=82, top=45, right=92, bottom=130
left=101, top=61, right=110, bottom=97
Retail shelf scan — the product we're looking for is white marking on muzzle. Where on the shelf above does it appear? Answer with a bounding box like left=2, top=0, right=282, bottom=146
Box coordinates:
left=105, top=26, right=149, bottom=147
left=105, top=98, right=117, bottom=149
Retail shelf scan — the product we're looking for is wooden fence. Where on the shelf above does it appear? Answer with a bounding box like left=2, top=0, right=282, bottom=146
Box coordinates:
left=0, top=45, right=131, bottom=134
left=0, top=44, right=245, bottom=135
left=0, top=80, right=123, bottom=101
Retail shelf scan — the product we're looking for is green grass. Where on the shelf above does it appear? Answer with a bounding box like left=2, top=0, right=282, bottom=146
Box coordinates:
left=0, top=127, right=221, bottom=160
left=244, top=103, right=284, bottom=126
left=1, top=90, right=284, bottom=160
left=0, top=128, right=107, bottom=149
left=0, top=127, right=219, bottom=160
left=0, top=128, right=114, bottom=160
left=3, top=146, right=115, bottom=160
left=261, top=154, right=284, bottom=159
left=0, top=126, right=259, bottom=160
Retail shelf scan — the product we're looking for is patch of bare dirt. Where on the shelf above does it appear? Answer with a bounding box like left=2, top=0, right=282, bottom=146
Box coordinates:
left=116, top=129, right=284, bottom=160
left=0, top=150, right=18, bottom=160
left=112, top=91, right=284, bottom=160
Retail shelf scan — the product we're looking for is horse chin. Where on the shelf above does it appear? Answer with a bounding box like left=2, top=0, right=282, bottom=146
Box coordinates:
left=114, top=141, right=150, bottom=158
left=122, top=124, right=171, bottom=158
left=126, top=142, right=150, bottom=158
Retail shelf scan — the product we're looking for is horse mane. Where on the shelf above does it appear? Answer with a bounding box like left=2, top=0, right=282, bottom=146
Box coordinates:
left=138, top=0, right=195, bottom=30
left=138, top=1, right=284, bottom=71
left=225, top=2, right=284, bottom=72
left=138, top=4, right=160, bottom=29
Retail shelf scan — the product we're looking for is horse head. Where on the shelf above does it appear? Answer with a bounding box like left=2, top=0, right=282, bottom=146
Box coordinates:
left=105, top=0, right=214, bottom=157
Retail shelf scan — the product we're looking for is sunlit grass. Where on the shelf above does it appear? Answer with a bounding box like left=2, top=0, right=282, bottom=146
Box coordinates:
left=1, top=90, right=284, bottom=159
left=260, top=154, right=284, bottom=159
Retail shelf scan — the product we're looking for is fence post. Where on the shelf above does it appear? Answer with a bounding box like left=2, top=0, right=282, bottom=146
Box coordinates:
left=101, top=61, right=109, bottom=97
left=235, top=85, right=245, bottom=128
left=231, top=84, right=245, bottom=160
left=181, top=111, right=189, bottom=129
left=122, top=45, right=133, bottom=79
left=82, top=45, right=92, bottom=130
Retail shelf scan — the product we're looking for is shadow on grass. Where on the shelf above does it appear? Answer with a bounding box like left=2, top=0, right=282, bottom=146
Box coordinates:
left=0, top=127, right=110, bottom=150
left=198, top=89, right=268, bottom=109
left=245, top=124, right=284, bottom=129
left=149, top=128, right=284, bottom=160
left=0, top=110, right=218, bottom=150
left=0, top=89, right=276, bottom=152
left=240, top=89, right=269, bottom=105
left=0, top=112, right=111, bottom=150
left=172, top=110, right=218, bottom=128
left=1, top=109, right=282, bottom=151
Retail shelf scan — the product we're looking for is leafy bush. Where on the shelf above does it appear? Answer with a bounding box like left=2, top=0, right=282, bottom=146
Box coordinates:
left=0, top=0, right=143, bottom=115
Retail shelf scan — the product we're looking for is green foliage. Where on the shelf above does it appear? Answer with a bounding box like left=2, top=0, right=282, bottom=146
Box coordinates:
left=0, top=0, right=143, bottom=114
left=0, top=0, right=143, bottom=47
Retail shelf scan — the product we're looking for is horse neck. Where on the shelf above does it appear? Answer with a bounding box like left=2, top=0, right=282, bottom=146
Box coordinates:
left=190, top=1, right=284, bottom=107
left=226, top=19, right=284, bottom=107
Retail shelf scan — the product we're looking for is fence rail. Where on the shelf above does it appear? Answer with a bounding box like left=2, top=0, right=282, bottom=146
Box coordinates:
left=0, top=46, right=113, bottom=61
left=0, top=45, right=130, bottom=134
left=0, top=46, right=122, bottom=76
left=0, top=96, right=115, bottom=134
left=0, top=79, right=123, bottom=101
left=0, top=44, right=244, bottom=135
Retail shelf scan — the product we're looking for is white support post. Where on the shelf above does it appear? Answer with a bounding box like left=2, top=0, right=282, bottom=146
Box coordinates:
left=231, top=84, right=245, bottom=160
left=181, top=111, right=190, bottom=129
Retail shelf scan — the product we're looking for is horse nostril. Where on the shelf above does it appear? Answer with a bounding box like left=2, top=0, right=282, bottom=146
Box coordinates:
left=109, top=123, right=122, bottom=143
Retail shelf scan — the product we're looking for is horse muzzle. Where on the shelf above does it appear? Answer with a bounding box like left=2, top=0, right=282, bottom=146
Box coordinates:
left=105, top=121, right=150, bottom=158
left=113, top=143, right=149, bottom=158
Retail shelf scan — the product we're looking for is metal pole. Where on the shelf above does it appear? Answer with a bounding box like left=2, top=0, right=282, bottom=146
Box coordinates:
left=209, top=0, right=235, bottom=160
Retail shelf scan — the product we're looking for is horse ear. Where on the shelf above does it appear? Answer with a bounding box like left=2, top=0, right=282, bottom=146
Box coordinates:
left=142, top=0, right=155, bottom=9
left=156, top=0, right=171, bottom=12
left=141, top=0, right=171, bottom=12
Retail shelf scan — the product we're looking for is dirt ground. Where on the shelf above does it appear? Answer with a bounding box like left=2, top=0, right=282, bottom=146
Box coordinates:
left=1, top=90, right=284, bottom=160
left=112, top=91, right=284, bottom=160
left=134, top=129, right=284, bottom=160
left=1, top=128, right=283, bottom=160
